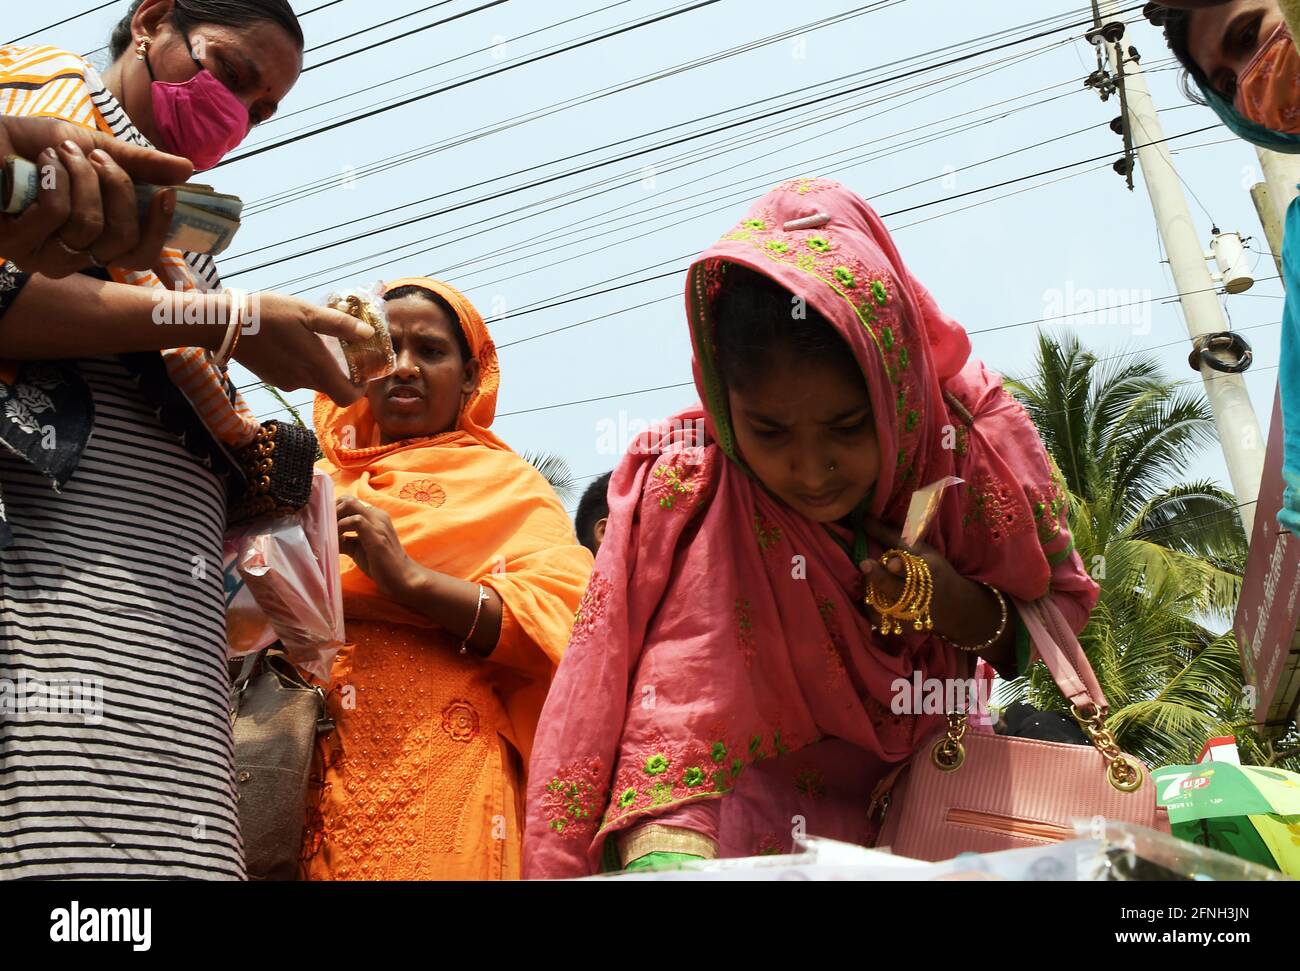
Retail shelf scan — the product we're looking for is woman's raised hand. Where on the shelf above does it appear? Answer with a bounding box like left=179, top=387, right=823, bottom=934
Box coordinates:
left=234, top=292, right=375, bottom=405
left=0, top=116, right=194, bottom=277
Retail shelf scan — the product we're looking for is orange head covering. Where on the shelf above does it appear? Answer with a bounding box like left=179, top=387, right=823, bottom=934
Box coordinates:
left=316, top=276, right=509, bottom=461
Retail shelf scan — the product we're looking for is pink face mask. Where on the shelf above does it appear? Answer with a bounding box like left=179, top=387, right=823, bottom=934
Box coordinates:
left=144, top=38, right=251, bottom=171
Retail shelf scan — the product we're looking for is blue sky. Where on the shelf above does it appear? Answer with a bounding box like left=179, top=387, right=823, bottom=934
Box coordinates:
left=16, top=0, right=1286, bottom=516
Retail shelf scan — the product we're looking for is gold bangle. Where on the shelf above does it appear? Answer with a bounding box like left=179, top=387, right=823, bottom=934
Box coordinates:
left=950, top=582, right=1008, bottom=653
left=865, top=549, right=934, bottom=636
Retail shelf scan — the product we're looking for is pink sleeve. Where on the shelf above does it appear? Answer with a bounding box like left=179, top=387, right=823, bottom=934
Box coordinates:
left=652, top=800, right=721, bottom=846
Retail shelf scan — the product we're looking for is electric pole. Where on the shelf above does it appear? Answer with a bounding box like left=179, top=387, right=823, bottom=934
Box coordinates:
left=1095, top=0, right=1266, bottom=539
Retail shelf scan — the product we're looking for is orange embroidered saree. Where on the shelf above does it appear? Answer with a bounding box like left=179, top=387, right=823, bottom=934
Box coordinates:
left=305, top=278, right=593, bottom=880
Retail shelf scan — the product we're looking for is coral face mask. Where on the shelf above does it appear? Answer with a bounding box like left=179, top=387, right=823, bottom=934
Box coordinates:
left=144, top=36, right=251, bottom=171
left=1235, top=22, right=1300, bottom=135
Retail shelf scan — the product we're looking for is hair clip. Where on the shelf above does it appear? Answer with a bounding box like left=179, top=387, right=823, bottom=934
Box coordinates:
left=783, top=212, right=831, bottom=232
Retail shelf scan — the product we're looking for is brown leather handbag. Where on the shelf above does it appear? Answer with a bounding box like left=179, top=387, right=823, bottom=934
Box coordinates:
left=229, top=650, right=334, bottom=881
left=871, top=597, right=1169, bottom=861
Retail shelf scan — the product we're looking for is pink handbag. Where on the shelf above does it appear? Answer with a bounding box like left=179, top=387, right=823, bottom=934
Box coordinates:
left=871, top=596, right=1170, bottom=861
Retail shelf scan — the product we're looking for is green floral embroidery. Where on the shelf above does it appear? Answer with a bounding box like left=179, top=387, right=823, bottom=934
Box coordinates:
left=807, top=236, right=831, bottom=253
left=731, top=758, right=745, bottom=779
left=744, top=219, right=766, bottom=230
left=650, top=782, right=675, bottom=805
left=766, top=240, right=790, bottom=254
left=817, top=597, right=835, bottom=624
left=773, top=730, right=788, bottom=757
left=735, top=598, right=755, bottom=664
left=644, top=754, right=670, bottom=776
left=897, top=448, right=907, bottom=470
left=871, top=279, right=889, bottom=305
left=833, top=267, right=857, bottom=289
left=796, top=252, right=817, bottom=272
left=682, top=767, right=706, bottom=788
left=905, top=410, right=920, bottom=432
left=754, top=513, right=782, bottom=551
left=1030, top=459, right=1069, bottom=545
left=618, top=787, right=638, bottom=808
left=882, top=326, right=895, bottom=352
left=545, top=773, right=599, bottom=833
left=898, top=346, right=910, bottom=370
left=711, top=741, right=728, bottom=764
left=896, top=387, right=907, bottom=415
left=653, top=464, right=695, bottom=510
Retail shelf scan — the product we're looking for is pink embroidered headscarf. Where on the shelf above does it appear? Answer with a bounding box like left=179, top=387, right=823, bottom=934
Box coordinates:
left=523, top=179, right=1099, bottom=877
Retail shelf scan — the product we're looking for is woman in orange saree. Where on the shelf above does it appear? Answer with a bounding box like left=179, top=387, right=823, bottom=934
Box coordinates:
left=306, top=277, right=593, bottom=880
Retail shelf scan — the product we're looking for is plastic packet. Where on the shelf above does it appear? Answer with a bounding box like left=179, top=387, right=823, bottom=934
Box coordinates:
left=223, top=542, right=278, bottom=658
left=323, top=282, right=396, bottom=385
left=227, top=470, right=346, bottom=682
left=901, top=476, right=963, bottom=547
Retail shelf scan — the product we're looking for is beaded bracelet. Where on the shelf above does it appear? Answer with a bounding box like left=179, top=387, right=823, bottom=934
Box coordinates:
left=950, top=582, right=1009, bottom=654
left=460, top=585, right=489, bottom=656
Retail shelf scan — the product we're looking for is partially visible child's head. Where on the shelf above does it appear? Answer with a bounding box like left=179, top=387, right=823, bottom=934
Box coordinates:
left=713, top=263, right=880, bottom=524
left=575, top=472, right=612, bottom=555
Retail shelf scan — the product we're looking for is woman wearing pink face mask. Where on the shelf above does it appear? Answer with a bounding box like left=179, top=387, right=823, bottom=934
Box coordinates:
left=0, top=0, right=373, bottom=880
left=1149, top=1, right=1300, bottom=534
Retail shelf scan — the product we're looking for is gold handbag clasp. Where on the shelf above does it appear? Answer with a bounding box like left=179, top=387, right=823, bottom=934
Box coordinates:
left=1071, top=704, right=1144, bottom=793
left=931, top=713, right=968, bottom=772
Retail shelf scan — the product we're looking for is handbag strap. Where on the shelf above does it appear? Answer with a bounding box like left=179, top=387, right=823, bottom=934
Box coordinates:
left=232, top=651, right=262, bottom=693
left=1012, top=596, right=1108, bottom=717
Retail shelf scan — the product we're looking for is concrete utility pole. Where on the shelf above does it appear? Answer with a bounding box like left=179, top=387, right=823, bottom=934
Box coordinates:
left=1094, top=0, right=1266, bottom=539
left=1249, top=181, right=1285, bottom=279
left=1256, top=149, right=1300, bottom=227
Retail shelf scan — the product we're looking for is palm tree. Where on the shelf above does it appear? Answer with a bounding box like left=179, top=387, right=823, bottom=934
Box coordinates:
left=1000, top=332, right=1297, bottom=770
left=520, top=450, right=579, bottom=507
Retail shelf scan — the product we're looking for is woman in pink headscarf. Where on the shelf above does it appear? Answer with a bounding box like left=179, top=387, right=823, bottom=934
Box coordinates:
left=523, top=179, right=1100, bottom=877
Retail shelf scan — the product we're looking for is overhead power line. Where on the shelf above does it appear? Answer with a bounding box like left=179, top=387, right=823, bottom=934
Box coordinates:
left=216, top=0, right=728, bottom=166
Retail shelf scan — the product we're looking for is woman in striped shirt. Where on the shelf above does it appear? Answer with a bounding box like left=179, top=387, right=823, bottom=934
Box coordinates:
left=0, top=0, right=369, bottom=879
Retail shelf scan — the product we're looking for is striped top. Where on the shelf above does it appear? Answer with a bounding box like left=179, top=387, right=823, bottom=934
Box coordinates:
left=0, top=356, right=244, bottom=880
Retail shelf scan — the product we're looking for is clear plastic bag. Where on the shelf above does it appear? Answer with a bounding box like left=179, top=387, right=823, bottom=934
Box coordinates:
left=225, top=470, right=346, bottom=682
left=323, top=282, right=396, bottom=386
left=223, top=543, right=278, bottom=658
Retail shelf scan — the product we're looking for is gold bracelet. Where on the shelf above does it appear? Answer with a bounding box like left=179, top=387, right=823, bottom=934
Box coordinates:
left=950, top=582, right=1008, bottom=653
left=865, top=549, right=934, bottom=635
